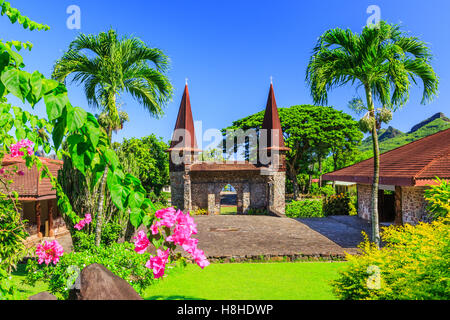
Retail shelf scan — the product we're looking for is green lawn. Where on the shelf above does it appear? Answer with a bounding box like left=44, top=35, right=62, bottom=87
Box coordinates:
left=144, top=262, right=347, bottom=300
left=220, top=206, right=237, bottom=214
left=8, top=261, right=347, bottom=300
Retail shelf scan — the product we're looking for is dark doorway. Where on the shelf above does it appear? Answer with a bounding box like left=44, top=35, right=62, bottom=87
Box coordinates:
left=378, top=189, right=395, bottom=222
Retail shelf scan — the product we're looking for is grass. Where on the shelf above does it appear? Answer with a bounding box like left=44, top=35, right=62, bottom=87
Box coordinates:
left=220, top=206, right=237, bottom=215
left=8, top=261, right=347, bottom=300
left=8, top=263, right=53, bottom=300
left=143, top=261, right=347, bottom=300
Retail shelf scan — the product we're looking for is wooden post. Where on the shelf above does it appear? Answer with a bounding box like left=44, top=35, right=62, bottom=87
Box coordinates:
left=48, top=199, right=54, bottom=237
left=35, top=201, right=42, bottom=238
left=394, top=186, right=403, bottom=225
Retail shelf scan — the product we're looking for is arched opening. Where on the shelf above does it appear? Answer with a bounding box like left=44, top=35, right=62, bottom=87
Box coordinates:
left=220, top=184, right=237, bottom=214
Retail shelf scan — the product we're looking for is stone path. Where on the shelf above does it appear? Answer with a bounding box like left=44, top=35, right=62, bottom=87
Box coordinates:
left=191, top=215, right=371, bottom=260
left=55, top=215, right=371, bottom=260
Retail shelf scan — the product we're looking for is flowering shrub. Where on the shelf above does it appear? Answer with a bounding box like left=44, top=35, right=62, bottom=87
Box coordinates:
left=73, top=213, right=92, bottom=230
left=424, top=178, right=450, bottom=220
left=35, top=240, right=64, bottom=265
left=25, top=242, right=178, bottom=299
left=332, top=215, right=450, bottom=300
left=285, top=199, right=324, bottom=218
left=134, top=207, right=209, bottom=279
left=9, top=139, right=34, bottom=158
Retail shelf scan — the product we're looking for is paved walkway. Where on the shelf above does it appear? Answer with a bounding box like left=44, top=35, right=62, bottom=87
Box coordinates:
left=54, top=215, right=371, bottom=260
left=191, top=215, right=371, bottom=260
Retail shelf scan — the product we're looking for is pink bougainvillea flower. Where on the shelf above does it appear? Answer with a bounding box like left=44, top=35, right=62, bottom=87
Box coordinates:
left=191, top=247, right=210, bottom=269
left=133, top=230, right=150, bottom=254
left=10, top=139, right=34, bottom=158
left=73, top=213, right=92, bottom=231
left=181, top=237, right=199, bottom=254
left=84, top=213, right=92, bottom=224
left=35, top=240, right=64, bottom=265
left=0, top=168, right=4, bottom=174
left=150, top=223, right=159, bottom=235
left=145, top=248, right=169, bottom=279
left=17, top=170, right=25, bottom=176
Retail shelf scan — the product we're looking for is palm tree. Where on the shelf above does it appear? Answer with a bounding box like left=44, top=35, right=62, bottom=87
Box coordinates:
left=306, top=21, right=438, bottom=247
left=52, top=29, right=173, bottom=246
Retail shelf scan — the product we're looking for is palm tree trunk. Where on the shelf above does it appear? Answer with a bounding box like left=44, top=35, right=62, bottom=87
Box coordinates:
left=365, top=85, right=381, bottom=248
left=94, top=165, right=108, bottom=246
left=318, top=155, right=323, bottom=187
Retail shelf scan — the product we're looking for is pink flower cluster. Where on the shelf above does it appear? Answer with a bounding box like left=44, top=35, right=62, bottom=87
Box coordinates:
left=10, top=139, right=34, bottom=158
left=145, top=248, right=169, bottom=279
left=74, top=213, right=92, bottom=230
left=35, top=240, right=64, bottom=265
left=133, top=207, right=209, bottom=279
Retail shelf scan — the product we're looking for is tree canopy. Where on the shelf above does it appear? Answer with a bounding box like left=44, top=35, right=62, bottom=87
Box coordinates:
left=225, top=105, right=363, bottom=198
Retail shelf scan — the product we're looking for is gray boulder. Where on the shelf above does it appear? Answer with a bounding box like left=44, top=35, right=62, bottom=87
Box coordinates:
left=29, top=291, right=58, bottom=300
left=68, top=263, right=142, bottom=300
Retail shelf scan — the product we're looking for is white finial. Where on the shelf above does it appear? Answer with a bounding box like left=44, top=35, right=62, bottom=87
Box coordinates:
left=185, top=77, right=188, bottom=85
left=270, top=75, right=273, bottom=84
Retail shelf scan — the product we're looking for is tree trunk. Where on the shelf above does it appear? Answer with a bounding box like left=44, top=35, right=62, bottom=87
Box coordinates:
left=318, top=155, right=323, bottom=187
left=365, top=85, right=381, bottom=248
left=289, top=168, right=300, bottom=200
left=94, top=165, right=109, bottom=246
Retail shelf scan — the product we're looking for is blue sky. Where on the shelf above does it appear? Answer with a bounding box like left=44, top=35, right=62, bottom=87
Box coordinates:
left=1, top=0, right=449, bottom=146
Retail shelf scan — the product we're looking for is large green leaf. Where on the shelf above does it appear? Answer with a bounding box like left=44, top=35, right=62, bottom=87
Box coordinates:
left=52, top=118, right=66, bottom=151
left=110, top=184, right=130, bottom=211
left=0, top=68, right=30, bottom=101
left=128, top=190, right=145, bottom=209
left=67, top=106, right=87, bottom=131
left=44, top=92, right=69, bottom=121
left=130, top=208, right=144, bottom=228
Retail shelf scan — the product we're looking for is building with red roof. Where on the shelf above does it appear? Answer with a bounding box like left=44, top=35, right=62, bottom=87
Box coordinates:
left=323, top=128, right=450, bottom=224
left=0, top=155, right=68, bottom=241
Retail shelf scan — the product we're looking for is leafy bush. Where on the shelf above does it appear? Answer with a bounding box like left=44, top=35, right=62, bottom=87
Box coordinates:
left=0, top=198, right=29, bottom=272
left=323, top=193, right=356, bottom=216
left=193, top=208, right=208, bottom=215
left=25, top=242, right=186, bottom=299
left=424, top=178, right=450, bottom=220
left=332, top=215, right=450, bottom=300
left=285, top=199, right=324, bottom=218
left=101, top=222, right=123, bottom=245
left=0, top=267, right=19, bottom=300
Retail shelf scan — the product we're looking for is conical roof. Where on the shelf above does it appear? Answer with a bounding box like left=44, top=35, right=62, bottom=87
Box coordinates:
left=168, top=84, right=200, bottom=152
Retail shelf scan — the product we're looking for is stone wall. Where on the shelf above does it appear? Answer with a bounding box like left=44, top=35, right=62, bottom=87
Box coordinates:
left=401, top=186, right=429, bottom=224
left=357, top=184, right=372, bottom=221
left=170, top=167, right=286, bottom=215
left=357, top=183, right=430, bottom=225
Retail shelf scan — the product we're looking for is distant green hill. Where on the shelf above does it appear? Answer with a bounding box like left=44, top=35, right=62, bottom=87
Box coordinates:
left=357, top=113, right=450, bottom=160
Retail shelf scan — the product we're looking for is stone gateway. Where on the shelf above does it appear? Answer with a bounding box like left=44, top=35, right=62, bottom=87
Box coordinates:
left=167, top=83, right=289, bottom=216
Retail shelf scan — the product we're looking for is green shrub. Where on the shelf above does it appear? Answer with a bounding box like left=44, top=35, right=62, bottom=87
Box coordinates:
left=0, top=198, right=29, bottom=272
left=424, top=178, right=450, bottom=220
left=101, top=222, right=123, bottom=245
left=25, top=242, right=186, bottom=299
left=285, top=199, right=324, bottom=218
left=332, top=215, right=450, bottom=300
left=323, top=193, right=355, bottom=216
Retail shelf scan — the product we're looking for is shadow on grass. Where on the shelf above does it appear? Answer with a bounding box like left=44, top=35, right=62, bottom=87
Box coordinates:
left=145, top=295, right=206, bottom=300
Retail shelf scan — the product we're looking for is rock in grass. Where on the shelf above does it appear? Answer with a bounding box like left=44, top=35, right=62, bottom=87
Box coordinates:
left=29, top=291, right=58, bottom=300
left=68, top=263, right=142, bottom=300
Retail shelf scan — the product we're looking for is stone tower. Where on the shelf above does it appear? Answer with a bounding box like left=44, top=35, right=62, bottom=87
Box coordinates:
left=259, top=82, right=289, bottom=214
left=167, top=83, right=200, bottom=211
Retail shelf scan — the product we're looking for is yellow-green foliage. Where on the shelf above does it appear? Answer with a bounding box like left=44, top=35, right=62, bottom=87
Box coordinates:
left=332, top=215, right=450, bottom=300
left=424, top=178, right=450, bottom=220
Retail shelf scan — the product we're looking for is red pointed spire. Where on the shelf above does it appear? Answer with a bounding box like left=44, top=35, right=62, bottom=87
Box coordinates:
left=169, top=84, right=200, bottom=151
left=261, top=83, right=289, bottom=151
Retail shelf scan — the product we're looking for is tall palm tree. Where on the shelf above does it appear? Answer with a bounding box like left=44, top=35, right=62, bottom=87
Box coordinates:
left=52, top=29, right=173, bottom=246
left=306, top=21, right=438, bottom=247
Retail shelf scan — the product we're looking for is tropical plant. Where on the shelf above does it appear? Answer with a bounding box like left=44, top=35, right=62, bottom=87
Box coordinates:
left=306, top=21, right=439, bottom=247
left=424, top=177, right=450, bottom=220
left=52, top=29, right=173, bottom=246
left=332, top=215, right=450, bottom=300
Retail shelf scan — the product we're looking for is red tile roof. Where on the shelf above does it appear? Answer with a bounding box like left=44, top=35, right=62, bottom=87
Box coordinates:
left=323, top=128, right=450, bottom=186
left=0, top=156, right=63, bottom=200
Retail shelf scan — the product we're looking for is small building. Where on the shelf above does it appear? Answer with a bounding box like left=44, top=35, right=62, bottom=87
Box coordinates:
left=323, top=128, right=450, bottom=225
left=0, top=155, right=68, bottom=243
